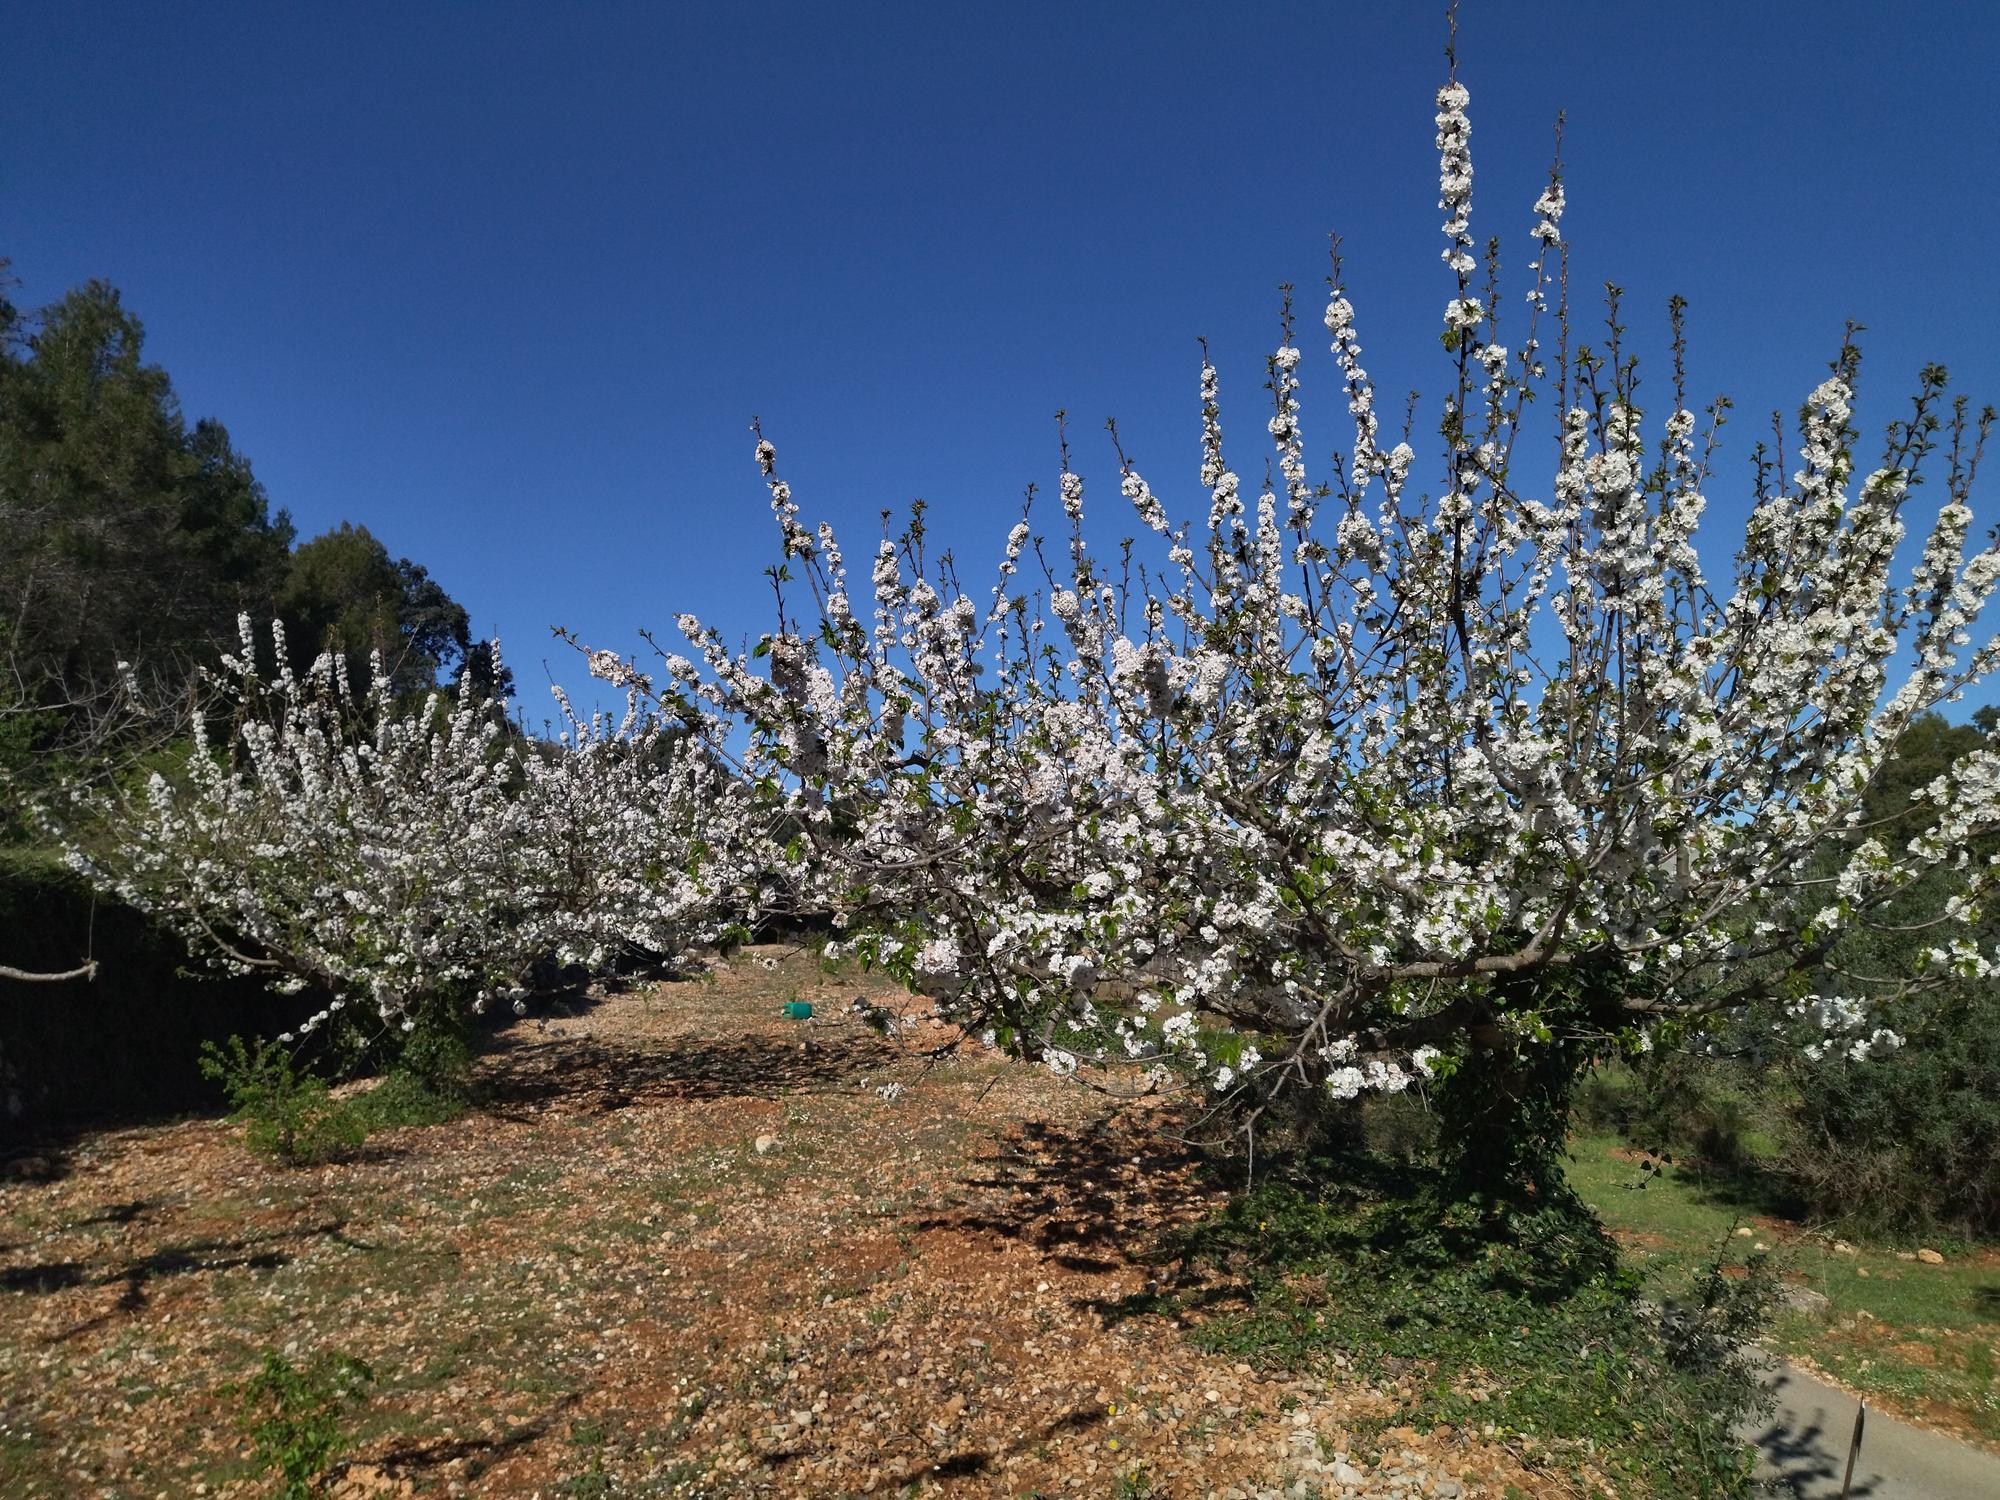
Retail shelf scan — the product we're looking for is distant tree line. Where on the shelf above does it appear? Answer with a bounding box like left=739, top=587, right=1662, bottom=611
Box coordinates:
left=0, top=263, right=509, bottom=838
left=0, top=260, right=513, bottom=1028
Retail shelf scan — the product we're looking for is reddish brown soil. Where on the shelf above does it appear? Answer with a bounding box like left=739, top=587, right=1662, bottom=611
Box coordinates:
left=0, top=948, right=1551, bottom=1497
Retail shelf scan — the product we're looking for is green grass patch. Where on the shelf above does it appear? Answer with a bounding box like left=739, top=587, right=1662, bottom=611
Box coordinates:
left=347, top=1068, right=470, bottom=1131
left=1154, top=1154, right=1777, bottom=1500
left=1569, top=1132, right=2000, bottom=1446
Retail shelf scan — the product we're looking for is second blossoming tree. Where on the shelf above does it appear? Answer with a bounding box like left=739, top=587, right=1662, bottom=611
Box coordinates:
left=74, top=618, right=762, bottom=1054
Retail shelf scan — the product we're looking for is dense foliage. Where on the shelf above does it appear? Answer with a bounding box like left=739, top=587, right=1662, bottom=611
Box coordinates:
left=1777, top=708, right=2000, bottom=1233
left=2, top=268, right=507, bottom=991
left=0, top=271, right=499, bottom=800
left=1779, top=981, right=2000, bottom=1236
left=280, top=521, right=513, bottom=702
left=0, top=277, right=293, bottom=733
left=1579, top=713, right=2000, bottom=1236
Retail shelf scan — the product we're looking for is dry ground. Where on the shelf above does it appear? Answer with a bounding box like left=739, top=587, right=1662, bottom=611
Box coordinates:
left=1, top=948, right=1544, bottom=1498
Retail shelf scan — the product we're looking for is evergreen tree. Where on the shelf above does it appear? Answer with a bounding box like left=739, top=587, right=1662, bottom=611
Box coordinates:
left=0, top=279, right=293, bottom=735
left=279, top=523, right=511, bottom=701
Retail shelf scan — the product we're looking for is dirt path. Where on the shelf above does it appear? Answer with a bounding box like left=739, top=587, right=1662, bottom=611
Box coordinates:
left=2, top=948, right=1548, bottom=1498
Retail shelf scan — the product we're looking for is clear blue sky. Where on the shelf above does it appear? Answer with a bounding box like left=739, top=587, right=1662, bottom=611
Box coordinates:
left=7, top=2, right=1999, bottom=719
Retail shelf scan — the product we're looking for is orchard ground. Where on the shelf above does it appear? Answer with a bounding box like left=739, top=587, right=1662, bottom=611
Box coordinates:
left=0, top=948, right=1987, bottom=1499
left=0, top=947, right=1537, bottom=1498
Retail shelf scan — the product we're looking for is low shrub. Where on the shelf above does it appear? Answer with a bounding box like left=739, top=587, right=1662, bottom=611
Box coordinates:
left=201, top=1025, right=473, bottom=1163
left=198, top=1036, right=365, bottom=1167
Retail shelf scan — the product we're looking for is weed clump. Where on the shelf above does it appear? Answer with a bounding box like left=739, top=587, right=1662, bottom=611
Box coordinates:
left=198, top=1037, right=364, bottom=1167
left=200, top=1030, right=469, bottom=1166
left=224, top=1349, right=375, bottom=1499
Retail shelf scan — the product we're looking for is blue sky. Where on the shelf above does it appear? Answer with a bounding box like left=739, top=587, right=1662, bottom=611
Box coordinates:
left=7, top=2, right=1999, bottom=719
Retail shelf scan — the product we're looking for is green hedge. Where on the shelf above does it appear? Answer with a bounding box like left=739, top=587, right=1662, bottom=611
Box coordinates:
left=1778, top=983, right=2000, bottom=1239
left=0, top=850, right=312, bottom=1133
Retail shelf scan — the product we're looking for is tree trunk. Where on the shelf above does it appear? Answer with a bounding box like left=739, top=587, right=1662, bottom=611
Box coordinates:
left=1425, top=1003, right=1619, bottom=1295
left=1435, top=1032, right=1583, bottom=1208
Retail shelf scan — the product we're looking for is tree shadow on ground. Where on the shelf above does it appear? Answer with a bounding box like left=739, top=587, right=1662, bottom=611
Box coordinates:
left=758, top=1400, right=1107, bottom=1488
left=906, top=1114, right=1224, bottom=1312
left=0, top=1139, right=83, bottom=1188
left=69, top=1197, right=152, bottom=1228
left=1674, top=1156, right=1812, bottom=1224
left=1, top=1218, right=360, bottom=1341
left=993, top=1124, right=1626, bottom=1323
left=367, top=1393, right=579, bottom=1482
left=888, top=1404, right=1109, bottom=1488
left=1749, top=1371, right=1881, bottom=1497
left=476, top=1029, right=898, bottom=1119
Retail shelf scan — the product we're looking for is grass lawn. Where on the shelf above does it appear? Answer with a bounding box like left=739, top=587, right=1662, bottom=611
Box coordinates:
left=1567, top=1132, right=2000, bottom=1449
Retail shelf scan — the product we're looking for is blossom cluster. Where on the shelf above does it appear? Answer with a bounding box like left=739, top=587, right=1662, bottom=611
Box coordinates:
left=640, top=67, right=2000, bottom=1113
left=70, top=619, right=762, bottom=1043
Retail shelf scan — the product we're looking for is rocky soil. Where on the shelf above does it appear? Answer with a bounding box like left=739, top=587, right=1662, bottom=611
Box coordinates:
left=2, top=947, right=1557, bottom=1497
